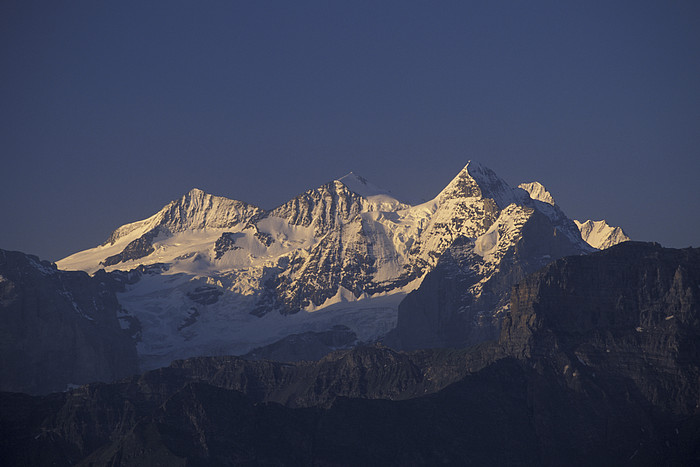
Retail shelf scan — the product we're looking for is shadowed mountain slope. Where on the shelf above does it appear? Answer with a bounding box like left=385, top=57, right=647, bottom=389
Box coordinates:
left=2, top=242, right=698, bottom=465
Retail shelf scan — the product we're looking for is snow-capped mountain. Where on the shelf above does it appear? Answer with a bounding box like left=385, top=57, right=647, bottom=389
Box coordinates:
left=57, top=161, right=595, bottom=369
left=518, top=181, right=555, bottom=205
left=575, top=219, right=630, bottom=249
left=62, top=188, right=263, bottom=271
left=392, top=181, right=593, bottom=350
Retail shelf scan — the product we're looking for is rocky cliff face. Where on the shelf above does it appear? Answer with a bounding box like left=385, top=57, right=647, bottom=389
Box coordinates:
left=3, top=242, right=698, bottom=465
left=392, top=205, right=589, bottom=350
left=0, top=250, right=139, bottom=395
left=501, top=241, right=700, bottom=414
left=266, top=180, right=371, bottom=236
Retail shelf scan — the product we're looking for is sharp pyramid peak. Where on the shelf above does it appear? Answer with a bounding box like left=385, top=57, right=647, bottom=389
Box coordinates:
left=459, top=159, right=498, bottom=178
left=448, top=160, right=504, bottom=185
left=438, top=160, right=517, bottom=209
left=336, top=172, right=376, bottom=190
left=463, top=160, right=505, bottom=182
left=337, top=171, right=368, bottom=184
left=462, top=159, right=485, bottom=171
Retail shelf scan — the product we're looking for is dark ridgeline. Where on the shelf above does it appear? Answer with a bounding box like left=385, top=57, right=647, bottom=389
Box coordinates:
left=2, top=242, right=699, bottom=466
left=0, top=249, right=139, bottom=395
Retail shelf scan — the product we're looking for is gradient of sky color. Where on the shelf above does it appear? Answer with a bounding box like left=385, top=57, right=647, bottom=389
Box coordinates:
left=2, top=1, right=699, bottom=261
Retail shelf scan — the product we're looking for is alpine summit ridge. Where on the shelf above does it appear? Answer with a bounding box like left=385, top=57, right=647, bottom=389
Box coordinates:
left=55, top=161, right=618, bottom=369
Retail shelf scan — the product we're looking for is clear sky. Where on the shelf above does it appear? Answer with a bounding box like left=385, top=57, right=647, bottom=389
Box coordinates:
left=2, top=1, right=699, bottom=261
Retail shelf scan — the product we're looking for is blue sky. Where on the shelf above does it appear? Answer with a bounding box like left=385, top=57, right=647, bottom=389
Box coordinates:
left=2, top=1, right=699, bottom=260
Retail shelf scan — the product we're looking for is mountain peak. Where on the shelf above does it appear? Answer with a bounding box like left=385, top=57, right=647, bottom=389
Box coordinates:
left=518, top=182, right=555, bottom=205
left=179, top=188, right=210, bottom=204
left=338, top=171, right=367, bottom=184
left=334, top=173, right=406, bottom=211
left=336, top=172, right=391, bottom=199
left=186, top=187, right=206, bottom=197
left=574, top=219, right=630, bottom=250
left=438, top=161, right=517, bottom=208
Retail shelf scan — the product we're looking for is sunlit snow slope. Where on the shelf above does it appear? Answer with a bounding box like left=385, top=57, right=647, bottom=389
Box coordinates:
left=58, top=162, right=600, bottom=370
left=574, top=219, right=630, bottom=249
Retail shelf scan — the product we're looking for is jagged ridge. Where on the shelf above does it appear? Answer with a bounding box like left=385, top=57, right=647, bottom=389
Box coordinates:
left=55, top=161, right=600, bottom=370
left=575, top=218, right=630, bottom=249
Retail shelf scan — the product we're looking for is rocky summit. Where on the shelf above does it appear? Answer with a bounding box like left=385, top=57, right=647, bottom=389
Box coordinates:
left=52, top=161, right=622, bottom=370
left=2, top=242, right=698, bottom=465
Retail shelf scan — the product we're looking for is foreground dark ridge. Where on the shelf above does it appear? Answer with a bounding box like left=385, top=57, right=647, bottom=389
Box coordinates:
left=0, top=250, right=138, bottom=395
left=1, top=242, right=698, bottom=466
